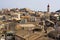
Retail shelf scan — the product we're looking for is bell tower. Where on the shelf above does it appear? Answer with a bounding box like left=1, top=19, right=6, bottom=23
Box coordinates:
left=47, top=4, right=50, bottom=12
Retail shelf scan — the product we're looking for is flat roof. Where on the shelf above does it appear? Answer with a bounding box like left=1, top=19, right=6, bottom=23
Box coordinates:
left=18, top=24, right=35, bottom=27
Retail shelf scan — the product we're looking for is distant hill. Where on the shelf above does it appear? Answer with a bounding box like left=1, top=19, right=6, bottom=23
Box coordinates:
left=20, top=8, right=34, bottom=12
left=56, top=10, right=60, bottom=12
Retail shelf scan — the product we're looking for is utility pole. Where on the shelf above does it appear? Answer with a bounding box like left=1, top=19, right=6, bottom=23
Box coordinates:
left=42, top=20, right=45, bottom=32
left=4, top=25, right=7, bottom=40
left=54, top=21, right=58, bottom=40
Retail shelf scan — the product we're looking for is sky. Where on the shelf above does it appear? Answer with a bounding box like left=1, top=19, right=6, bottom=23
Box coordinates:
left=0, top=0, right=60, bottom=12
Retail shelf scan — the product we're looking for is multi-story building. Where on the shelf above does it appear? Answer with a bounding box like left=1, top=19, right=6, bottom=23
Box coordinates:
left=11, top=12, right=21, bottom=20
